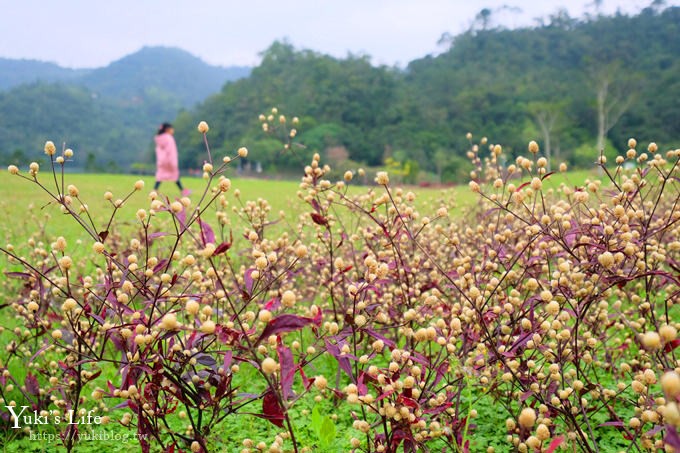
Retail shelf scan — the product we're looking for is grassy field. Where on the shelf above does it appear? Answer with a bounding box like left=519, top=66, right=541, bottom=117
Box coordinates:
left=0, top=166, right=606, bottom=452
left=0, top=167, right=597, bottom=246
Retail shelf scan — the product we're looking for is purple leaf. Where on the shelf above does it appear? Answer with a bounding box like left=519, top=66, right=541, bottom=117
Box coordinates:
left=520, top=390, right=534, bottom=402
left=599, top=421, right=625, bottom=427
left=29, top=343, right=53, bottom=362
left=25, top=373, right=40, bottom=396
left=257, top=314, right=320, bottom=345
left=665, top=425, right=680, bottom=448
left=196, top=354, right=217, bottom=367
left=4, top=272, right=32, bottom=279
left=148, top=232, right=169, bottom=239
left=244, top=268, right=255, bottom=293
left=325, top=339, right=354, bottom=380
left=175, top=207, right=186, bottom=228
left=222, top=351, right=233, bottom=374
left=199, top=219, right=215, bottom=246
left=153, top=259, right=169, bottom=274
left=277, top=343, right=295, bottom=400
left=88, top=312, right=105, bottom=325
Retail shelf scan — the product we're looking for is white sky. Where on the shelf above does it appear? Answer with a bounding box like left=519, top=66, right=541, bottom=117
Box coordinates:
left=0, top=0, right=672, bottom=68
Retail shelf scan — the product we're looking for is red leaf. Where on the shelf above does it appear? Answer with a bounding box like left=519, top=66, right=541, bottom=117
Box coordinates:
left=664, top=339, right=680, bottom=352
left=257, top=314, right=320, bottom=345
left=545, top=436, right=565, bottom=453
left=264, top=297, right=280, bottom=311
left=310, top=212, right=328, bottom=226
left=299, top=367, right=313, bottom=390
left=397, top=394, right=419, bottom=409
left=214, top=241, right=232, bottom=256
left=262, top=390, right=285, bottom=427
left=98, top=231, right=109, bottom=241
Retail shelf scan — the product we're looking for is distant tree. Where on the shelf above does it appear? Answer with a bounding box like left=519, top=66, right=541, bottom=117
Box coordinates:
left=590, top=62, right=637, bottom=155
left=528, top=101, right=565, bottom=171
left=475, top=8, right=493, bottom=30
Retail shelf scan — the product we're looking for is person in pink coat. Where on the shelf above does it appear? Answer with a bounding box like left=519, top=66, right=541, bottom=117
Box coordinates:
left=154, top=122, right=190, bottom=195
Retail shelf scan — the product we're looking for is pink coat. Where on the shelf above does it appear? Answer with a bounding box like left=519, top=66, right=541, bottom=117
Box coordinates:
left=154, top=132, right=180, bottom=181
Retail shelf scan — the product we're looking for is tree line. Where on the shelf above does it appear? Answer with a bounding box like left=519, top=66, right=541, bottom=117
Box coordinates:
left=1, top=6, right=677, bottom=181
left=175, top=5, right=679, bottom=182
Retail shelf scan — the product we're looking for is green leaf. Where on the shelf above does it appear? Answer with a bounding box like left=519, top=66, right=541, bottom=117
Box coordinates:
left=310, top=406, right=323, bottom=433
left=318, top=416, right=336, bottom=447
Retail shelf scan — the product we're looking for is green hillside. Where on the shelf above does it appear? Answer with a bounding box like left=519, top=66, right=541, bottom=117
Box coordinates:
left=1, top=7, right=678, bottom=181
left=175, top=6, right=679, bottom=181
left=0, top=47, right=250, bottom=170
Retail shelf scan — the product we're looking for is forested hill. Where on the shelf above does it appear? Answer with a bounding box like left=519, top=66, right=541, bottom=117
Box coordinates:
left=1, top=7, right=678, bottom=179
left=0, top=59, right=90, bottom=90
left=0, top=47, right=250, bottom=171
left=78, top=47, right=251, bottom=106
left=0, top=47, right=250, bottom=103
left=174, top=5, right=679, bottom=181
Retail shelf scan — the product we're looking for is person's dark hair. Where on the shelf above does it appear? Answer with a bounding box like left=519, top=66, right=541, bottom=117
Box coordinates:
left=157, top=122, right=173, bottom=135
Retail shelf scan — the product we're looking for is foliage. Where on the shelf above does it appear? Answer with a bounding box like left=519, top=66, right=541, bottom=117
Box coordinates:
left=0, top=47, right=249, bottom=172
left=174, top=7, right=680, bottom=180
left=1, top=10, right=679, bottom=181
left=1, top=111, right=680, bottom=453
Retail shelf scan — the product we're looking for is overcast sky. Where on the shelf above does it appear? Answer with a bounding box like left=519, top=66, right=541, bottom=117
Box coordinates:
left=0, top=0, right=673, bottom=69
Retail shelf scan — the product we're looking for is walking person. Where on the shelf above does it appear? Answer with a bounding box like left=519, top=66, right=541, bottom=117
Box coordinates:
left=154, top=122, right=190, bottom=195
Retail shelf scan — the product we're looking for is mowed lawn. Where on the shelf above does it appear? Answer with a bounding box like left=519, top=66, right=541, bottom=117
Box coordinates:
left=0, top=167, right=597, bottom=249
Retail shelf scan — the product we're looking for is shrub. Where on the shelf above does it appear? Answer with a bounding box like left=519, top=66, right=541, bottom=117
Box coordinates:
left=1, top=116, right=679, bottom=452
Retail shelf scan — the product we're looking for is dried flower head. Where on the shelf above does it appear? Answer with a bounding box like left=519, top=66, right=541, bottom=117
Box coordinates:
left=44, top=141, right=56, bottom=156
left=661, top=371, right=680, bottom=398
left=518, top=408, right=536, bottom=428
left=261, top=357, right=278, bottom=375
left=528, top=141, right=539, bottom=154
left=375, top=171, right=389, bottom=185
left=161, top=313, right=180, bottom=330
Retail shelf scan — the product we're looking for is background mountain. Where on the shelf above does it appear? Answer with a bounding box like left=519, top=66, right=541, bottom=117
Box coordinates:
left=0, top=46, right=250, bottom=171
left=1, top=7, right=678, bottom=181
left=0, top=58, right=91, bottom=90
left=78, top=46, right=251, bottom=106
left=172, top=5, right=680, bottom=182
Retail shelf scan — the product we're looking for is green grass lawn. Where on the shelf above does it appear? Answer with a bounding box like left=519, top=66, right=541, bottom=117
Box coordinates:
left=0, top=166, right=602, bottom=452
left=0, top=166, right=597, bottom=246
